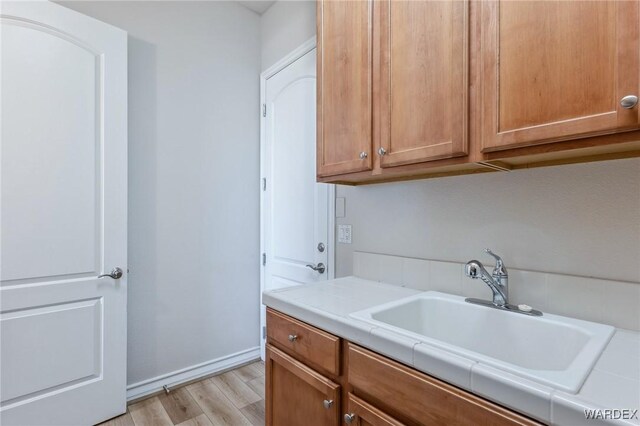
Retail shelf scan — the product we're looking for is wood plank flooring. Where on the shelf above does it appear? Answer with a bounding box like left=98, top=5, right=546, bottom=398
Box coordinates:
left=100, top=361, right=265, bottom=426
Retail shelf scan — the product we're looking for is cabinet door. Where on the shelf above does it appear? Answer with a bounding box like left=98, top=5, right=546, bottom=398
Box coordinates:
left=481, top=1, right=640, bottom=152
left=266, top=344, right=340, bottom=426
left=317, top=0, right=373, bottom=177
left=378, top=0, right=468, bottom=167
left=345, top=393, right=405, bottom=426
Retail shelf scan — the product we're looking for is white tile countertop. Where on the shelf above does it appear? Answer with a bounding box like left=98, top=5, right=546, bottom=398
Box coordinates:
left=262, top=277, right=640, bottom=426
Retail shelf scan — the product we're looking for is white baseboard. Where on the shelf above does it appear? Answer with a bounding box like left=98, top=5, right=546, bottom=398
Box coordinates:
left=126, top=346, right=261, bottom=401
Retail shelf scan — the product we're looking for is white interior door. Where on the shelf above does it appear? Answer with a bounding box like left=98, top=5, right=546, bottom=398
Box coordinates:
left=260, top=46, right=333, bottom=358
left=0, top=2, right=127, bottom=425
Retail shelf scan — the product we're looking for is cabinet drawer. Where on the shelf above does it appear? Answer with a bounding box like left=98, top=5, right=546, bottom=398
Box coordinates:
left=266, top=309, right=340, bottom=376
left=348, top=344, right=540, bottom=426
left=346, top=393, right=405, bottom=426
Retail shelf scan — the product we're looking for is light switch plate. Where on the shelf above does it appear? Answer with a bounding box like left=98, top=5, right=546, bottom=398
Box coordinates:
left=338, top=224, right=352, bottom=244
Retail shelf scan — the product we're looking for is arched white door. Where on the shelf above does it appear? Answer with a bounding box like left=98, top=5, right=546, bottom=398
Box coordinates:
left=260, top=46, right=334, bottom=358
left=0, top=2, right=127, bottom=424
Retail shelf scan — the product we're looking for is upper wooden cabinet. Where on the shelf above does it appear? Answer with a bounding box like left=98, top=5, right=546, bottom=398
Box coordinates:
left=378, top=0, right=469, bottom=167
left=317, top=0, right=374, bottom=177
left=481, top=1, right=640, bottom=152
left=317, top=0, right=640, bottom=184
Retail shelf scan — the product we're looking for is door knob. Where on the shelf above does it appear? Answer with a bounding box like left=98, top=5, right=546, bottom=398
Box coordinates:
left=306, top=263, right=326, bottom=274
left=378, top=147, right=387, bottom=156
left=98, top=267, right=123, bottom=280
left=344, top=413, right=356, bottom=424
left=359, top=152, right=368, bottom=160
left=323, top=399, right=333, bottom=409
left=620, top=95, right=638, bottom=109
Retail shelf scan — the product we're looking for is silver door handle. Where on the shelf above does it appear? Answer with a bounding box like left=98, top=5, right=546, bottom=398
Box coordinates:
left=306, top=263, right=326, bottom=274
left=98, top=267, right=123, bottom=280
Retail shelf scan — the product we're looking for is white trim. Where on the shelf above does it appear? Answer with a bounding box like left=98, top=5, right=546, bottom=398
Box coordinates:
left=260, top=36, right=317, bottom=81
left=125, top=346, right=260, bottom=401
left=259, top=36, right=335, bottom=360
left=327, top=185, right=336, bottom=280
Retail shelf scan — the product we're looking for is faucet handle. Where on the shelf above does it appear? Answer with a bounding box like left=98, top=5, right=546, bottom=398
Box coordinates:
left=485, top=249, right=507, bottom=276
left=484, top=248, right=502, bottom=262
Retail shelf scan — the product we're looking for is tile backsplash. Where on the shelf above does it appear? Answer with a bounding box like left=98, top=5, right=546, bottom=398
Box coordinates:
left=353, top=251, right=640, bottom=331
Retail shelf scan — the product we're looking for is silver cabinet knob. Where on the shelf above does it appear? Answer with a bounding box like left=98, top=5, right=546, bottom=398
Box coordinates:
left=287, top=334, right=297, bottom=342
left=98, top=267, right=123, bottom=280
left=344, top=413, right=356, bottom=424
left=323, top=399, right=333, bottom=409
left=378, top=147, right=387, bottom=156
left=620, top=95, right=638, bottom=109
left=359, top=152, right=368, bottom=160
left=306, top=263, right=326, bottom=274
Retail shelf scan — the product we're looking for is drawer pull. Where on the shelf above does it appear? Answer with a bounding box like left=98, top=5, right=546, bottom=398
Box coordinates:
left=323, top=399, right=333, bottom=409
left=288, top=334, right=298, bottom=342
left=620, top=95, right=639, bottom=109
left=344, top=413, right=356, bottom=424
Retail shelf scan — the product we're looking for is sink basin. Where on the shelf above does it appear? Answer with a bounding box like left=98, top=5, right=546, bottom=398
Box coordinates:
left=350, top=291, right=614, bottom=393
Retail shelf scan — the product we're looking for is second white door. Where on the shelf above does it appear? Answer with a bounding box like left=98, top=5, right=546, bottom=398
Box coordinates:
left=260, top=46, right=333, bottom=357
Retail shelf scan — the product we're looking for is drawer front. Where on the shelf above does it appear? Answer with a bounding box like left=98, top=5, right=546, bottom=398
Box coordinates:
left=347, top=393, right=405, bottom=426
left=348, top=344, right=540, bottom=426
left=266, top=309, right=340, bottom=376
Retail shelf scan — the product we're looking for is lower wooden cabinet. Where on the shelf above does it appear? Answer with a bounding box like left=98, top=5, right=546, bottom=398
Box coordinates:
left=345, top=393, right=405, bottom=426
left=348, top=344, right=537, bottom=426
left=266, top=308, right=541, bottom=426
left=265, top=344, right=341, bottom=426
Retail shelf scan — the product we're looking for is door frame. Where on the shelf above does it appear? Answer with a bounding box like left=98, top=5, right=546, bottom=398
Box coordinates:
left=259, top=37, right=336, bottom=357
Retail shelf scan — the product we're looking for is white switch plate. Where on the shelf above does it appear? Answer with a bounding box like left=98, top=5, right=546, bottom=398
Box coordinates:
left=338, top=224, right=352, bottom=244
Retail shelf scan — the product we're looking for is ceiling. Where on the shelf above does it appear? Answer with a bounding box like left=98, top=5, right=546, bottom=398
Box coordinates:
left=237, top=1, right=276, bottom=15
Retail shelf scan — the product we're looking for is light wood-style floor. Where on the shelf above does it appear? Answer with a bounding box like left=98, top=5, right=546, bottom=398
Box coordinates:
left=100, top=361, right=265, bottom=426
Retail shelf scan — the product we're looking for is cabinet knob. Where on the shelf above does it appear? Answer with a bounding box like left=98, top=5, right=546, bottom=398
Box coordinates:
left=344, top=413, right=356, bottom=424
left=323, top=399, right=333, bottom=409
left=287, top=334, right=297, bottom=342
left=620, top=95, right=638, bottom=109
left=378, top=147, right=387, bottom=156
left=359, top=152, right=368, bottom=160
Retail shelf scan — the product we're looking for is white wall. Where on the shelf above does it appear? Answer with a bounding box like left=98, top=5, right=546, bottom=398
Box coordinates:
left=261, top=0, right=315, bottom=71
left=337, top=158, right=640, bottom=284
left=59, top=1, right=261, bottom=387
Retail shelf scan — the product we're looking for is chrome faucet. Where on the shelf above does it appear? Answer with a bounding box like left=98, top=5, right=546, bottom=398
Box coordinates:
left=464, top=249, right=542, bottom=316
left=465, top=249, right=508, bottom=306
